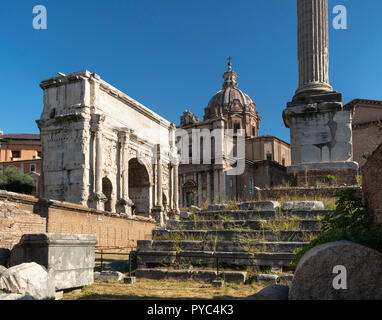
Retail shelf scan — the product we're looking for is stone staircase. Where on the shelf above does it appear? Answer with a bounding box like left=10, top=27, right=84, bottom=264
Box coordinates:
left=135, top=201, right=332, bottom=283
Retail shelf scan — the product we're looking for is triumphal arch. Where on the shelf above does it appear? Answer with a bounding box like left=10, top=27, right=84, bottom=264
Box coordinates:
left=37, top=70, right=179, bottom=222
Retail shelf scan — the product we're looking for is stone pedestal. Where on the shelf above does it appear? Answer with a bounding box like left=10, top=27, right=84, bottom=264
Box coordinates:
left=10, top=234, right=98, bottom=291
left=284, top=92, right=359, bottom=187
left=151, top=206, right=165, bottom=227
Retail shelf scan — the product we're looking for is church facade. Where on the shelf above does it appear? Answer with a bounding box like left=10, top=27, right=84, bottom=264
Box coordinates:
left=177, top=63, right=291, bottom=207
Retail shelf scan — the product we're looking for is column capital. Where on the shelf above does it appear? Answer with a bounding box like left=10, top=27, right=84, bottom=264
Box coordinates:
left=118, top=128, right=133, bottom=145
left=91, top=114, right=105, bottom=132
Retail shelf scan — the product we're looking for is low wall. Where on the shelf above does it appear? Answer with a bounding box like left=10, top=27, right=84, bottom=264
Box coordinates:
left=255, top=186, right=362, bottom=201
left=0, top=190, right=156, bottom=251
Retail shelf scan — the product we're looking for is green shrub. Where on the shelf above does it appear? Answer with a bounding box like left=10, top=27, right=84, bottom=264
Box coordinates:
left=0, top=167, right=35, bottom=195
left=321, top=188, right=369, bottom=232
left=291, top=188, right=381, bottom=267
left=291, top=225, right=382, bottom=268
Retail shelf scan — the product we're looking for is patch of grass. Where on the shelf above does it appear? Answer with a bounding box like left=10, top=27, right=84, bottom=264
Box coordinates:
left=63, top=279, right=266, bottom=300
left=258, top=219, right=301, bottom=232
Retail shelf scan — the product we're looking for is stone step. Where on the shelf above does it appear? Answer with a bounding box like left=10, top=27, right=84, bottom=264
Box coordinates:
left=167, top=219, right=321, bottom=231
left=153, top=229, right=321, bottom=242
left=135, top=268, right=247, bottom=283
left=137, top=240, right=309, bottom=253
left=191, top=210, right=332, bottom=221
left=136, top=250, right=295, bottom=268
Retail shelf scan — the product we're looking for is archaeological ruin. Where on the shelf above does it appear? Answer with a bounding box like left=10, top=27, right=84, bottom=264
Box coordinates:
left=283, top=0, right=359, bottom=187
left=37, top=71, right=180, bottom=223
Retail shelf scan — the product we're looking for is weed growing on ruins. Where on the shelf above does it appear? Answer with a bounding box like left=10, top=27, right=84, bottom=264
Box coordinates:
left=223, top=200, right=240, bottom=210
left=292, top=188, right=382, bottom=267
left=258, top=218, right=302, bottom=232
left=322, top=188, right=369, bottom=232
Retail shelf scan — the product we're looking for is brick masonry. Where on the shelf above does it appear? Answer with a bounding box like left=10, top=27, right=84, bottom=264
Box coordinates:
left=0, top=190, right=156, bottom=251
left=362, top=143, right=382, bottom=225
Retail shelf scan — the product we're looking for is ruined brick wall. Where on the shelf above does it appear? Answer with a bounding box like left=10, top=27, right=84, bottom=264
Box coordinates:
left=362, top=144, right=382, bottom=225
left=0, top=200, right=46, bottom=250
left=0, top=190, right=156, bottom=253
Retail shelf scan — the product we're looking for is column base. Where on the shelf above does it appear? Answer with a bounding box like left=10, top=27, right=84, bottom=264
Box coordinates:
left=151, top=206, right=165, bottom=227
left=88, top=192, right=108, bottom=211
left=116, top=198, right=134, bottom=216
left=287, top=162, right=359, bottom=187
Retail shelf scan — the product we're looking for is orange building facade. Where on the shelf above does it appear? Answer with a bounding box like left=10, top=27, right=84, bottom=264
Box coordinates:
left=0, top=132, right=42, bottom=196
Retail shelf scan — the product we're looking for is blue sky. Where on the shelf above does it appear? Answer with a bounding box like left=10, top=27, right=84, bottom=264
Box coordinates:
left=0, top=0, right=381, bottom=143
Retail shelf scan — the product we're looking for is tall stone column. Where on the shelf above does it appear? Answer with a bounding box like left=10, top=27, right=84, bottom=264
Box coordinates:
left=295, top=0, right=332, bottom=96
left=283, top=0, right=358, bottom=187
left=117, top=130, right=133, bottom=215
left=213, top=169, right=219, bottom=203
left=173, top=163, right=180, bottom=213
left=152, top=144, right=164, bottom=226
left=197, top=172, right=203, bottom=206
left=179, top=174, right=184, bottom=208
left=91, top=114, right=107, bottom=210
left=206, top=171, right=212, bottom=202
left=220, top=170, right=226, bottom=202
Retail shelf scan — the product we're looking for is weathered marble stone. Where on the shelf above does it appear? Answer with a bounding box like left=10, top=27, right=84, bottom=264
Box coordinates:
left=37, top=70, right=180, bottom=219
left=94, top=270, right=124, bottom=281
left=289, top=241, right=382, bottom=300
left=256, top=274, right=279, bottom=285
left=10, top=233, right=98, bottom=291
left=194, top=270, right=217, bottom=282
left=283, top=201, right=324, bottom=211
left=223, top=271, right=246, bottom=284
left=239, top=201, right=280, bottom=212
left=0, top=262, right=55, bottom=300
left=208, top=204, right=226, bottom=211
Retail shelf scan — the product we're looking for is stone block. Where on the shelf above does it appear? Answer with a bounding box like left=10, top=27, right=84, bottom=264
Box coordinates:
left=95, top=270, right=124, bottom=281
left=256, top=274, right=279, bottom=285
left=0, top=262, right=55, bottom=300
left=289, top=241, right=382, bottom=300
left=135, top=268, right=168, bottom=280
left=208, top=204, right=226, bottom=211
left=279, top=274, right=294, bottom=286
left=55, top=291, right=64, bottom=300
left=283, top=201, right=324, bottom=211
left=223, top=271, right=246, bottom=284
left=194, top=270, right=217, bottom=282
left=166, top=270, right=193, bottom=280
left=10, top=233, right=98, bottom=291
left=239, top=201, right=280, bottom=212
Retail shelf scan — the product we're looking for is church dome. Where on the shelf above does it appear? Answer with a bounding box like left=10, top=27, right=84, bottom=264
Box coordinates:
left=204, top=61, right=258, bottom=121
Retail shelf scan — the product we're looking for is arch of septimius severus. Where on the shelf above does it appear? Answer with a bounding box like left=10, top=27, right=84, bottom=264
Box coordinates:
left=37, top=71, right=179, bottom=224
